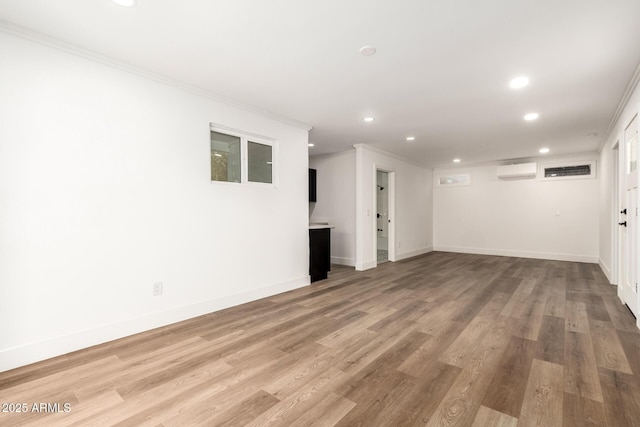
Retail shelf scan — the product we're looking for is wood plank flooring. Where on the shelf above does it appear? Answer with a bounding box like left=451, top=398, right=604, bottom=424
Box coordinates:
left=1, top=252, right=639, bottom=426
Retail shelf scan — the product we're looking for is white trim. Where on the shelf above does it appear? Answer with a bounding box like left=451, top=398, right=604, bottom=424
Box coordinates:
left=353, top=144, right=427, bottom=168
left=309, top=149, right=355, bottom=162
left=611, top=139, right=621, bottom=286
left=433, top=246, right=598, bottom=264
left=433, top=151, right=599, bottom=172
left=396, top=247, right=434, bottom=261
left=372, top=165, right=381, bottom=267
left=355, top=260, right=377, bottom=271
left=357, top=247, right=434, bottom=268
left=0, top=21, right=312, bottom=132
left=355, top=147, right=365, bottom=270
left=599, top=63, right=640, bottom=151
left=210, top=123, right=277, bottom=143
left=331, top=256, right=355, bottom=267
left=0, top=276, right=310, bottom=373
left=387, top=171, right=396, bottom=262
left=599, top=258, right=613, bottom=284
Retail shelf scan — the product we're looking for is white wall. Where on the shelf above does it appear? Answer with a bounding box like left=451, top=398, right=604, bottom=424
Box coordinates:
left=309, top=150, right=357, bottom=266
left=599, top=69, right=640, bottom=283
left=598, top=140, right=617, bottom=282
left=0, top=32, right=310, bottom=372
left=355, top=145, right=433, bottom=270
left=433, top=153, right=600, bottom=262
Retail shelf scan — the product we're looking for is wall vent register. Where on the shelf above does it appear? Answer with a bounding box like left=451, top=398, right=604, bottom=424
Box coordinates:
left=541, top=160, right=596, bottom=180
left=544, top=164, right=591, bottom=177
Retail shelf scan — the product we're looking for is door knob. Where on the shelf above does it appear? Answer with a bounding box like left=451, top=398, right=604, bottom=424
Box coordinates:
left=621, top=208, right=627, bottom=215
left=619, top=221, right=627, bottom=227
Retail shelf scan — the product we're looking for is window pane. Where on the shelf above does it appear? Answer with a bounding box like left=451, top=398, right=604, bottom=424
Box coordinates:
left=626, top=116, right=637, bottom=174
left=438, top=175, right=470, bottom=186
left=211, top=131, right=241, bottom=182
left=248, top=141, right=272, bottom=183
left=630, top=138, right=637, bottom=173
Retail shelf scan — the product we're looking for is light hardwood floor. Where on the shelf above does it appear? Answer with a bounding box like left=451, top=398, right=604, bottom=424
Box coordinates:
left=1, top=252, right=640, bottom=426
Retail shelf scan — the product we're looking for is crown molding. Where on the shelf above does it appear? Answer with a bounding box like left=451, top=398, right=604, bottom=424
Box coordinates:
left=599, top=63, right=640, bottom=151
left=352, top=144, right=429, bottom=169
left=432, top=150, right=599, bottom=171
left=0, top=20, right=313, bottom=132
left=309, top=148, right=355, bottom=161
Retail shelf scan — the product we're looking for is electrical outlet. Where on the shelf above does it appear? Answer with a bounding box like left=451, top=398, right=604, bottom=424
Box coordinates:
left=153, top=282, right=163, bottom=296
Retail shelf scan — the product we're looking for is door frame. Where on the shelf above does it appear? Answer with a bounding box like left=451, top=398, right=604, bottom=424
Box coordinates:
left=373, top=165, right=396, bottom=266
left=612, top=141, right=620, bottom=286
left=615, top=111, right=639, bottom=324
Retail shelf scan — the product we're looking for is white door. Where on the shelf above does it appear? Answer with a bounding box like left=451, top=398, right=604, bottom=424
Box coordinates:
left=619, top=113, right=638, bottom=317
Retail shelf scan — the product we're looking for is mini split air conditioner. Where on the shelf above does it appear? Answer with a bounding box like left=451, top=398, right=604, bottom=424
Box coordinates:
left=497, top=162, right=537, bottom=179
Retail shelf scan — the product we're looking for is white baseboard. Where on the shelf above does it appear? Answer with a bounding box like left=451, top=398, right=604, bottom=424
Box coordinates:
left=598, top=258, right=613, bottom=284
left=355, top=260, right=377, bottom=271
left=355, top=246, right=434, bottom=270
left=331, top=256, right=355, bottom=267
left=395, top=246, right=433, bottom=261
left=433, top=246, right=598, bottom=264
left=0, top=276, right=310, bottom=373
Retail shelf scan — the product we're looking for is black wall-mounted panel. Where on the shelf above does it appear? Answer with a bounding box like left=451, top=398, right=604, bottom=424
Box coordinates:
left=309, top=168, right=317, bottom=202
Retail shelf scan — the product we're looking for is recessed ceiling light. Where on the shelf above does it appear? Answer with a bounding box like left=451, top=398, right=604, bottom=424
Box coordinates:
left=509, top=76, right=529, bottom=89
left=524, top=112, right=539, bottom=121
left=308, top=143, right=315, bottom=147
left=453, top=158, right=461, bottom=163
left=363, top=117, right=375, bottom=122
left=539, top=147, right=550, bottom=154
left=406, top=136, right=415, bottom=141
left=112, top=0, right=136, bottom=7
left=359, top=46, right=377, bottom=56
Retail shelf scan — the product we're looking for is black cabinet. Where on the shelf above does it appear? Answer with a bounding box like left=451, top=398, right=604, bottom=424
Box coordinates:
left=309, top=228, right=330, bottom=282
left=309, top=168, right=317, bottom=202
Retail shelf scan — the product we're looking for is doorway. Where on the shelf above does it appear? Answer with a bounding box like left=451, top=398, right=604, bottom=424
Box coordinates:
left=376, top=170, right=389, bottom=263
left=618, top=113, right=639, bottom=319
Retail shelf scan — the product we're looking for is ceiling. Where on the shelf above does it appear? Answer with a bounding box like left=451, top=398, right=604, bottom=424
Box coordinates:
left=1, top=0, right=639, bottom=167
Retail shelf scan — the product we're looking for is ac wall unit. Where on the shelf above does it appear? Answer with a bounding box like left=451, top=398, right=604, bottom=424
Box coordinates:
left=497, top=162, right=537, bottom=179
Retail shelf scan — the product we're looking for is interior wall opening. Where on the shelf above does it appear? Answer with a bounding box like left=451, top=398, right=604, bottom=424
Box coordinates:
left=376, top=170, right=389, bottom=263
